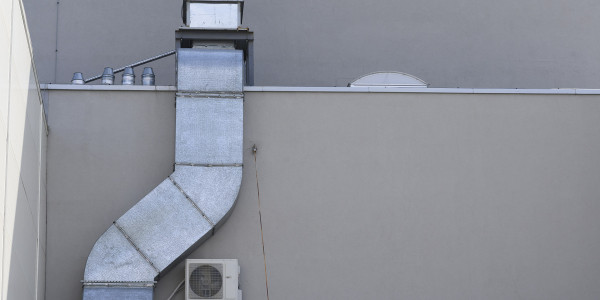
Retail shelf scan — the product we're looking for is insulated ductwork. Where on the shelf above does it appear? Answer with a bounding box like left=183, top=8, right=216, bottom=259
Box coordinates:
left=82, top=29, right=245, bottom=300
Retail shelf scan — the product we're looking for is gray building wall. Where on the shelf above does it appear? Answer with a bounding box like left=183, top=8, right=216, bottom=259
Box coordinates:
left=22, top=0, right=600, bottom=88
left=46, top=88, right=600, bottom=300
left=1, top=0, right=48, bottom=298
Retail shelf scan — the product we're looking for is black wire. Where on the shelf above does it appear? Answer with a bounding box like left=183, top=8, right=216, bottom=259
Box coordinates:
left=253, top=145, right=271, bottom=300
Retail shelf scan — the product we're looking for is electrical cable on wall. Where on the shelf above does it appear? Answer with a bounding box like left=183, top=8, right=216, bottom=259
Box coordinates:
left=165, top=279, right=185, bottom=300
left=253, top=144, right=270, bottom=300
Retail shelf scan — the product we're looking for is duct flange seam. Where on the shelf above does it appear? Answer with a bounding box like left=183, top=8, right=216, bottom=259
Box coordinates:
left=175, top=163, right=243, bottom=167
left=168, top=176, right=216, bottom=227
left=176, top=92, right=244, bottom=99
left=112, top=221, right=161, bottom=274
left=81, top=281, right=156, bottom=287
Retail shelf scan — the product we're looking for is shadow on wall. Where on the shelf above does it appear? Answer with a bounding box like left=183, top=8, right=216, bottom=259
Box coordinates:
left=3, top=62, right=47, bottom=300
left=2, top=0, right=47, bottom=298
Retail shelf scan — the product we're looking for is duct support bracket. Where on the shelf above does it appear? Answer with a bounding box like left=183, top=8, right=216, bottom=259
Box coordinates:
left=175, top=28, right=254, bottom=86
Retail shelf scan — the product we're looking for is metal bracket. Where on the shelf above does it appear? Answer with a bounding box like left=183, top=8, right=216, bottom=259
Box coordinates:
left=175, top=28, right=254, bottom=85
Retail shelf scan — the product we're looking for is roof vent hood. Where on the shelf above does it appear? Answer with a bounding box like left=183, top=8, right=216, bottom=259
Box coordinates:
left=82, top=2, right=250, bottom=299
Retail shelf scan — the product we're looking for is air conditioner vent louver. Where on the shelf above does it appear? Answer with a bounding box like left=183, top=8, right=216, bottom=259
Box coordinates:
left=189, top=264, right=224, bottom=299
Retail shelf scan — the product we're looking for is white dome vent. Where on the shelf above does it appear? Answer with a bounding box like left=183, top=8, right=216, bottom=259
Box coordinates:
left=349, top=71, right=428, bottom=88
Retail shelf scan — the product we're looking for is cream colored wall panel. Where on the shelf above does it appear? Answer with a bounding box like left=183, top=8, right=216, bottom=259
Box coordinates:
left=2, top=148, right=20, bottom=298
left=2, top=1, right=46, bottom=299
left=9, top=64, right=31, bottom=109
left=0, top=0, right=12, bottom=37
left=9, top=67, right=31, bottom=110
left=7, top=82, right=27, bottom=165
left=0, top=116, right=5, bottom=300
left=0, top=16, right=10, bottom=124
left=0, top=114, right=7, bottom=188
left=0, top=105, right=7, bottom=139
left=10, top=0, right=31, bottom=92
left=0, top=113, right=7, bottom=197
left=3, top=145, right=20, bottom=221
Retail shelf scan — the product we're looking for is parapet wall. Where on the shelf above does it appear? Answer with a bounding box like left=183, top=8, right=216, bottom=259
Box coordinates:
left=45, top=87, right=600, bottom=300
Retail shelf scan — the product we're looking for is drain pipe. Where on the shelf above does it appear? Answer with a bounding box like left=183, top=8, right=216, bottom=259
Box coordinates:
left=81, top=1, right=250, bottom=299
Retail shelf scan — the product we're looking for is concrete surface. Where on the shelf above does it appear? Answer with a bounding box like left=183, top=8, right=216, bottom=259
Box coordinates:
left=46, top=89, right=600, bottom=300
left=1, top=0, right=48, bottom=299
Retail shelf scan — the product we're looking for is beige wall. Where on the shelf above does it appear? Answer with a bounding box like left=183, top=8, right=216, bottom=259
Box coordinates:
left=45, top=88, right=600, bottom=300
left=0, top=0, right=48, bottom=299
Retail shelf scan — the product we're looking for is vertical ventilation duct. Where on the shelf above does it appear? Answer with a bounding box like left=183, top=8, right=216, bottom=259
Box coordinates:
left=82, top=2, right=251, bottom=299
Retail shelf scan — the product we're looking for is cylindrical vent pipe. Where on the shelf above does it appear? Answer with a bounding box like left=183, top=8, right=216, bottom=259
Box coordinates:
left=141, top=67, right=155, bottom=86
left=71, top=72, right=85, bottom=84
left=101, top=67, right=114, bottom=85
left=122, top=67, right=135, bottom=85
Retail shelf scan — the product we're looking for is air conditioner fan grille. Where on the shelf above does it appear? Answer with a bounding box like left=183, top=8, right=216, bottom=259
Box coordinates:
left=188, top=263, right=223, bottom=299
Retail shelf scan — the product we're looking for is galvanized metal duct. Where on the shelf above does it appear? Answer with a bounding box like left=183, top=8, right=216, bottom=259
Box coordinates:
left=82, top=48, right=244, bottom=299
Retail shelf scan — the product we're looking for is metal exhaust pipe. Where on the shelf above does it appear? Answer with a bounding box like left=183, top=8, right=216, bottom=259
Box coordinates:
left=121, top=67, right=135, bottom=85
left=101, top=67, right=114, bottom=85
left=71, top=72, right=85, bottom=84
left=141, top=67, right=155, bottom=86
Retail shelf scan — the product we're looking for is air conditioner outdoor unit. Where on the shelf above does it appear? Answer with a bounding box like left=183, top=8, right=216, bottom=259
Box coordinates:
left=186, top=259, right=240, bottom=300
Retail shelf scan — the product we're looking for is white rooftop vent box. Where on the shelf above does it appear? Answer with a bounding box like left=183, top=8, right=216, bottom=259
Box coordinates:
left=186, top=0, right=244, bottom=29
left=186, top=259, right=240, bottom=300
left=349, top=71, right=428, bottom=88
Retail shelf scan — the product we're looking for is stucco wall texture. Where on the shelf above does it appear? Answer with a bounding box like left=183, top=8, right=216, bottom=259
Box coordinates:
left=22, top=0, right=600, bottom=88
left=1, top=0, right=48, bottom=299
left=45, top=89, right=600, bottom=300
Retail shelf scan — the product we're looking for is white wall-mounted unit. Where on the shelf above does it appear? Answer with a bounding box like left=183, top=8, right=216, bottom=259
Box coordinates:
left=186, top=259, right=240, bottom=300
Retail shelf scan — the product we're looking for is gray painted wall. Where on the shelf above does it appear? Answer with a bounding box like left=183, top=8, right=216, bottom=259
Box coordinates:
left=23, top=0, right=600, bottom=88
left=46, top=89, right=600, bottom=300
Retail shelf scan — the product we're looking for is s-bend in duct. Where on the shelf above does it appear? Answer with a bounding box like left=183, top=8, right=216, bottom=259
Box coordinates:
left=81, top=48, right=244, bottom=298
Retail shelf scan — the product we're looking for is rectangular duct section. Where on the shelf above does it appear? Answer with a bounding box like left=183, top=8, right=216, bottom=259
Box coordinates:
left=177, top=49, right=243, bottom=93
left=176, top=97, right=243, bottom=165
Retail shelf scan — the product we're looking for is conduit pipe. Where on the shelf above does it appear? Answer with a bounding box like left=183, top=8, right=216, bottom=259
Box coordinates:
left=81, top=46, right=244, bottom=299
